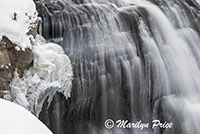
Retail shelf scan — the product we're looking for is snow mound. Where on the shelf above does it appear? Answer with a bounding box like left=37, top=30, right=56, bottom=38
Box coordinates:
left=6, top=35, right=73, bottom=117
left=0, top=98, right=52, bottom=134
left=0, top=0, right=37, bottom=50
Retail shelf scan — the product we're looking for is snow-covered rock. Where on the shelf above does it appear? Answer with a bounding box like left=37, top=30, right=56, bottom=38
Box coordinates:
left=0, top=0, right=37, bottom=96
left=7, top=35, right=73, bottom=117
left=0, top=0, right=37, bottom=50
left=0, top=98, right=52, bottom=134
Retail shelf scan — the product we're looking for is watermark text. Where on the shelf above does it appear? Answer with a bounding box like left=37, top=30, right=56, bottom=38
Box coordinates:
left=104, top=119, right=173, bottom=130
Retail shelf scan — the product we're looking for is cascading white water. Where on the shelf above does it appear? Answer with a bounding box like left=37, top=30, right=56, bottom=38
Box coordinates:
left=124, top=0, right=200, bottom=99
left=124, top=1, right=200, bottom=134
left=33, top=0, right=200, bottom=133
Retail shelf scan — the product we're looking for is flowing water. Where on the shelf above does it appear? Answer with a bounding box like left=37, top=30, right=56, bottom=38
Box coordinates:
left=34, top=0, right=200, bottom=133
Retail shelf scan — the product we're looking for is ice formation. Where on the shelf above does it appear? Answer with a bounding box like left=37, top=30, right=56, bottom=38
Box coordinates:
left=7, top=35, right=73, bottom=117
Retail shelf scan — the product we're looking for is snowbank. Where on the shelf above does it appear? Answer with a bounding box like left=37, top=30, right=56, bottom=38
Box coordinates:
left=0, top=0, right=37, bottom=50
left=0, top=99, right=52, bottom=134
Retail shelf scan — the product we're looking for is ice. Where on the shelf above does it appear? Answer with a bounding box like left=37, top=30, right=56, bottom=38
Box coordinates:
left=6, top=35, right=73, bottom=117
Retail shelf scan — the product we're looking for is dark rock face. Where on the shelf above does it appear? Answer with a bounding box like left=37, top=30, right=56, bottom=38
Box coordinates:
left=0, top=37, right=15, bottom=95
left=8, top=47, right=34, bottom=77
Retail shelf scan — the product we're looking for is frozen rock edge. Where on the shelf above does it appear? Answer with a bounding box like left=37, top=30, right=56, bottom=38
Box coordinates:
left=0, top=0, right=73, bottom=117
left=5, top=35, right=73, bottom=117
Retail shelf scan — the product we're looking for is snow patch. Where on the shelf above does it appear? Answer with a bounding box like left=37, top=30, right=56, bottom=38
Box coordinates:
left=0, top=99, right=52, bottom=134
left=0, top=0, right=37, bottom=50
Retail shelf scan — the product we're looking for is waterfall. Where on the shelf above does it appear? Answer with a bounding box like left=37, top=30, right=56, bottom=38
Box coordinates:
left=34, top=0, right=200, bottom=133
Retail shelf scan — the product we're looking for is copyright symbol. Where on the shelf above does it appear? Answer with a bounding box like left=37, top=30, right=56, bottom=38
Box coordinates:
left=105, top=119, right=114, bottom=129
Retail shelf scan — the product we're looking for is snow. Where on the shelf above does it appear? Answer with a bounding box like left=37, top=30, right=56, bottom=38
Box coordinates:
left=6, top=35, right=73, bottom=116
left=0, top=98, right=52, bottom=134
left=0, top=0, right=37, bottom=50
